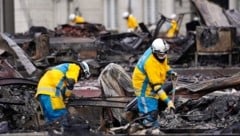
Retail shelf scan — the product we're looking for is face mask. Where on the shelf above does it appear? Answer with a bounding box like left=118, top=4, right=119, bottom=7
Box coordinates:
left=153, top=53, right=166, bottom=63
left=156, top=53, right=166, bottom=60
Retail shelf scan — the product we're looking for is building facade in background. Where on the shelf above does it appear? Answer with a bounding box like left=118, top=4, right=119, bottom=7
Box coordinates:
left=0, top=0, right=239, bottom=34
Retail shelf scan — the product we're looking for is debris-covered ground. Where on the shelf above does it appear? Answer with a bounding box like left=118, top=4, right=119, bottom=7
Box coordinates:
left=1, top=0, right=240, bottom=135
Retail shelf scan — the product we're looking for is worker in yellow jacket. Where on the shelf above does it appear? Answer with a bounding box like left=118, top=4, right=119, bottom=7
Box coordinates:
left=122, top=12, right=139, bottom=32
left=166, top=14, right=179, bottom=38
left=35, top=61, right=90, bottom=126
left=132, top=38, right=177, bottom=128
left=69, top=13, right=85, bottom=24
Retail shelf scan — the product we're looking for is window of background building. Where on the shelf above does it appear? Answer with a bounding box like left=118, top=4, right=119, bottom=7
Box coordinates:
left=104, top=0, right=118, bottom=31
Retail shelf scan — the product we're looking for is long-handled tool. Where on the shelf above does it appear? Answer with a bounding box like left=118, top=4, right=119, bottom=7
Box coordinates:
left=109, top=114, right=148, bottom=134
left=171, top=75, right=178, bottom=108
left=170, top=75, right=178, bottom=115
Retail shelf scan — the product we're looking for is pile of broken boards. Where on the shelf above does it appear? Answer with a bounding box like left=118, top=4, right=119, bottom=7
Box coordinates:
left=107, top=92, right=240, bottom=135
left=98, top=63, right=240, bottom=135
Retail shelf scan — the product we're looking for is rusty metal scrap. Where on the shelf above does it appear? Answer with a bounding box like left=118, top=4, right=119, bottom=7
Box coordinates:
left=54, top=23, right=107, bottom=38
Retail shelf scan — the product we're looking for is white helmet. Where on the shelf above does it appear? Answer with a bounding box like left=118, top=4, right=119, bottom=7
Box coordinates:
left=170, top=14, right=177, bottom=19
left=122, top=12, right=129, bottom=18
left=151, top=38, right=169, bottom=60
left=69, top=13, right=76, bottom=21
left=79, top=61, right=91, bottom=79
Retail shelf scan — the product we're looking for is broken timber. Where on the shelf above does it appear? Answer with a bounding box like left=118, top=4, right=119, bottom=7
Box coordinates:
left=175, top=72, right=240, bottom=99
left=68, top=97, right=133, bottom=108
left=0, top=33, right=37, bottom=75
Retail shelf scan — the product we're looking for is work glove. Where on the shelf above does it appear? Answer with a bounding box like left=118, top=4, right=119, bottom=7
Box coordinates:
left=64, top=89, right=72, bottom=97
left=171, top=71, right=178, bottom=81
left=127, top=28, right=134, bottom=32
left=69, top=94, right=79, bottom=100
left=65, top=94, right=78, bottom=104
left=66, top=78, right=75, bottom=90
left=167, top=100, right=175, bottom=111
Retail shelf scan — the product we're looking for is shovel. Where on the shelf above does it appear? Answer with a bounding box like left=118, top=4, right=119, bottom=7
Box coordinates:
left=171, top=74, right=178, bottom=105
left=170, top=75, right=178, bottom=116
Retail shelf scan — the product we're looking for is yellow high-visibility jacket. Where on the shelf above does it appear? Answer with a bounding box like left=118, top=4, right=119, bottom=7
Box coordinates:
left=35, top=63, right=80, bottom=98
left=132, top=48, right=172, bottom=100
left=166, top=20, right=179, bottom=38
left=127, top=15, right=138, bottom=30
left=73, top=16, right=85, bottom=24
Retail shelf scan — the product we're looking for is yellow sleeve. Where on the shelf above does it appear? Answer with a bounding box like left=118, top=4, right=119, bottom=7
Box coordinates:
left=158, top=90, right=171, bottom=104
left=66, top=63, right=80, bottom=82
left=65, top=89, right=72, bottom=97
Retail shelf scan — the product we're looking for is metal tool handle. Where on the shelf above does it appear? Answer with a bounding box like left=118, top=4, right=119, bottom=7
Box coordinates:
left=171, top=76, right=178, bottom=105
left=170, top=107, right=175, bottom=114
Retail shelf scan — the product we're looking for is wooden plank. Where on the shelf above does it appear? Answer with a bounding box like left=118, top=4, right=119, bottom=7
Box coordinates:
left=68, top=96, right=133, bottom=108
left=0, top=33, right=36, bottom=75
left=176, top=72, right=240, bottom=99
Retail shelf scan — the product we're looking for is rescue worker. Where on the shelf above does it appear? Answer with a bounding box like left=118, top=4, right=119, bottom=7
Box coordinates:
left=69, top=13, right=85, bottom=24
left=35, top=61, right=91, bottom=127
left=132, top=38, right=177, bottom=128
left=122, top=12, right=139, bottom=32
left=165, top=14, right=179, bottom=38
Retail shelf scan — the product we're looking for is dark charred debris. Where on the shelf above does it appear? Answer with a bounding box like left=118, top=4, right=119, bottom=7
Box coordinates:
left=1, top=0, right=240, bottom=135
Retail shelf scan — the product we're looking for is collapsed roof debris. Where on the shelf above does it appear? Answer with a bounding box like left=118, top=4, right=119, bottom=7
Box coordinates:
left=0, top=33, right=37, bottom=76
left=192, top=0, right=230, bottom=27
left=175, top=72, right=240, bottom=99
left=0, top=59, right=22, bottom=78
left=54, top=23, right=107, bottom=38
left=2, top=0, right=240, bottom=135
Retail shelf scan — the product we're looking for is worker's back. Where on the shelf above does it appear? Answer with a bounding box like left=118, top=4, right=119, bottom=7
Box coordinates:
left=74, top=15, right=85, bottom=24
left=127, top=15, right=138, bottom=31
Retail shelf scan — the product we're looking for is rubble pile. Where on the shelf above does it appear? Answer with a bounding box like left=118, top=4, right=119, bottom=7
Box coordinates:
left=1, top=0, right=240, bottom=135
left=163, top=93, right=240, bottom=130
left=54, top=23, right=107, bottom=38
